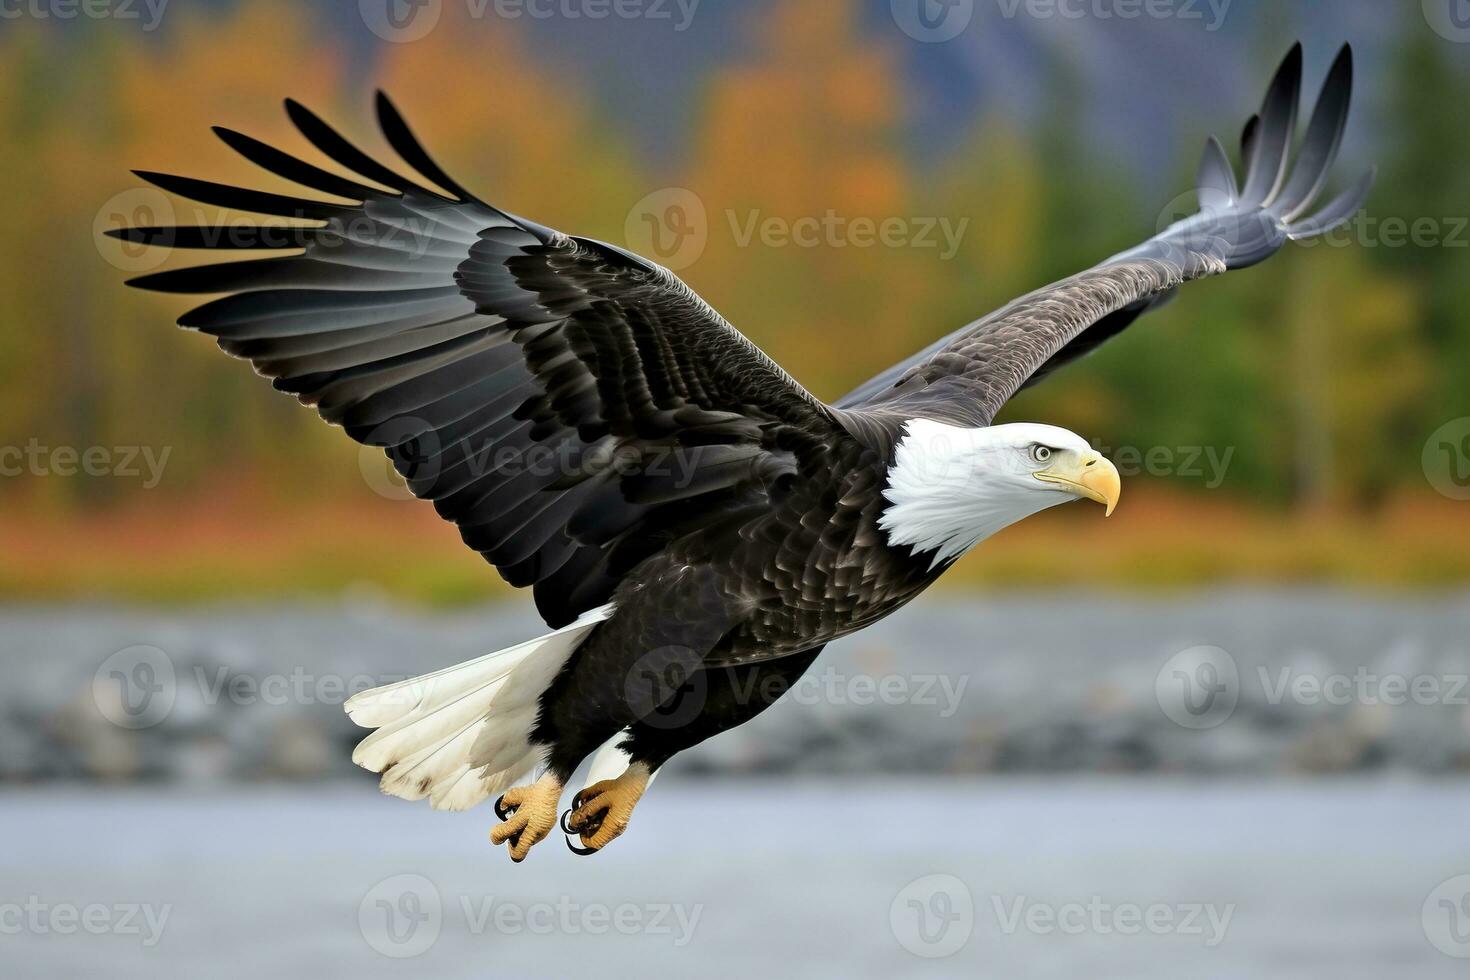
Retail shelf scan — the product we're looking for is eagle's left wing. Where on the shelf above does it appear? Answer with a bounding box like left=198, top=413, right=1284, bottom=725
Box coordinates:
left=107, top=94, right=851, bottom=629
left=839, top=43, right=1371, bottom=427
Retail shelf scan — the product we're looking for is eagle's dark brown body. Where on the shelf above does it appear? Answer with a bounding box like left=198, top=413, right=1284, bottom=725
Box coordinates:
left=533, top=431, right=942, bottom=779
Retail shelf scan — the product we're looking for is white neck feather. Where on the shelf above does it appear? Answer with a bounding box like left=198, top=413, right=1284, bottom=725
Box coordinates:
left=878, top=418, right=1073, bottom=570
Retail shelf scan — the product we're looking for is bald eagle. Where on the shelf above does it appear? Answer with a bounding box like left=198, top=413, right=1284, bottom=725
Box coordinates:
left=111, top=43, right=1368, bottom=860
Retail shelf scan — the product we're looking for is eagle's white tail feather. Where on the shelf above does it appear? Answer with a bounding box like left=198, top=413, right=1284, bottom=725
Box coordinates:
left=345, top=603, right=613, bottom=811
left=429, top=760, right=529, bottom=812
left=375, top=716, right=494, bottom=800
left=346, top=615, right=597, bottom=729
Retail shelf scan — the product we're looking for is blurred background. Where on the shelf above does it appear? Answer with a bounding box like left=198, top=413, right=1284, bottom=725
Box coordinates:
left=3, top=0, right=1470, bottom=977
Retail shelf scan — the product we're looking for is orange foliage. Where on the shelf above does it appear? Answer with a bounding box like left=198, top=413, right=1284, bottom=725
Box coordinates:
left=376, top=3, right=642, bottom=237
left=683, top=0, right=929, bottom=396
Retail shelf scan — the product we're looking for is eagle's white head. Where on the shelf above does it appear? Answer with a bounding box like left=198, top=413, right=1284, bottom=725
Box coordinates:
left=879, top=419, right=1121, bottom=569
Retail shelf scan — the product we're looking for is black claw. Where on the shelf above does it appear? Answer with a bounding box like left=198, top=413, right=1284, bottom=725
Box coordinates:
left=566, top=835, right=598, bottom=856
left=494, top=794, right=515, bottom=820
left=559, top=807, right=577, bottom=835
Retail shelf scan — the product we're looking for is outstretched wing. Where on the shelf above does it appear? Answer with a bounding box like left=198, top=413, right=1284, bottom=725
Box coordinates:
left=109, top=94, right=847, bottom=628
left=838, top=43, right=1371, bottom=427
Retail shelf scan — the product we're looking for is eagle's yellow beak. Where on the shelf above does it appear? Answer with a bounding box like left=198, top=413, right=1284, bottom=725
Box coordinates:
left=1035, top=452, right=1121, bottom=516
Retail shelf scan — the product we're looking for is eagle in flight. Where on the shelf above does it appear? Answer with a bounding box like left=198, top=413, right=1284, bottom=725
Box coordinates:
left=112, top=43, right=1369, bottom=860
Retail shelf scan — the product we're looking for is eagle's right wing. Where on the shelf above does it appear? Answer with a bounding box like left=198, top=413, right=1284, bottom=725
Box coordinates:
left=838, top=44, right=1371, bottom=428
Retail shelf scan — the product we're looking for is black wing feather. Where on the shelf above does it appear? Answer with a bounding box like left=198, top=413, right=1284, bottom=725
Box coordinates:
left=131, top=170, right=354, bottom=222
left=103, top=225, right=314, bottom=250
left=373, top=92, right=477, bottom=202
left=115, top=96, right=846, bottom=628
left=212, top=126, right=389, bottom=200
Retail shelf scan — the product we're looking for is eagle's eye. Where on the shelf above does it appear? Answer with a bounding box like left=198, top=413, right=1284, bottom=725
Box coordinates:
left=1030, top=444, right=1052, bottom=463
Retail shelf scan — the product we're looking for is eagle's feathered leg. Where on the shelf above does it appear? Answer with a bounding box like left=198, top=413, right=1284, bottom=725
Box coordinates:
left=490, top=772, right=564, bottom=862
left=555, top=645, right=829, bottom=855
left=560, top=762, right=653, bottom=854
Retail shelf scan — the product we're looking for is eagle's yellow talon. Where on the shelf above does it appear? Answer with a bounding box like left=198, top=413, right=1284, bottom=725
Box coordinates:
left=490, top=773, right=562, bottom=861
left=564, top=763, right=651, bottom=854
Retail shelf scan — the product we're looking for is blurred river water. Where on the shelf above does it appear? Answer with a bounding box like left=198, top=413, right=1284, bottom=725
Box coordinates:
left=2, top=779, right=1468, bottom=978
left=3, top=591, right=1470, bottom=976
